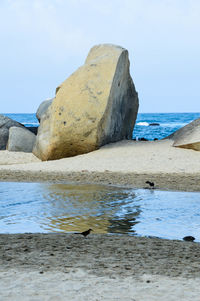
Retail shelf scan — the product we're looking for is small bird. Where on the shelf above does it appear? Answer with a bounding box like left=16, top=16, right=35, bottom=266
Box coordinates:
left=146, top=181, right=155, bottom=188
left=183, top=236, right=195, bottom=242
left=75, top=229, right=93, bottom=237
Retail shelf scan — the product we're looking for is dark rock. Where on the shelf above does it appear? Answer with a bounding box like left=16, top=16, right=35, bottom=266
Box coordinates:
left=0, top=114, right=25, bottom=150
left=183, top=236, right=195, bottom=242
left=149, top=123, right=160, bottom=126
left=139, top=137, right=148, bottom=141
left=26, top=126, right=38, bottom=135
left=132, top=137, right=148, bottom=141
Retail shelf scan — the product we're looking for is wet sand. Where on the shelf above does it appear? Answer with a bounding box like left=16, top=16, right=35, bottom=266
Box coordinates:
left=1, top=233, right=200, bottom=300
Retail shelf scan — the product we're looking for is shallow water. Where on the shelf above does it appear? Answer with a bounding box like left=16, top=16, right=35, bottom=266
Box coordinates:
left=0, top=182, right=200, bottom=241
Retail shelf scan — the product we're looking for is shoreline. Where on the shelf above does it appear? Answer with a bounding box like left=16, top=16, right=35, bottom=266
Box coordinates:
left=0, top=169, right=200, bottom=192
left=1, top=233, right=200, bottom=277
left=0, top=139, right=200, bottom=191
left=1, top=233, right=200, bottom=300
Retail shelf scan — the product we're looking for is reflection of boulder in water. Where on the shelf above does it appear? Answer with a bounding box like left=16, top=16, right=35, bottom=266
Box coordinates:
left=47, top=215, right=109, bottom=234
left=108, top=212, right=141, bottom=234
left=40, top=183, right=141, bottom=235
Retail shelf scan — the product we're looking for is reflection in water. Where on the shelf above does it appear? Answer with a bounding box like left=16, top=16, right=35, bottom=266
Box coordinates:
left=41, top=184, right=141, bottom=234
left=1, top=182, right=200, bottom=241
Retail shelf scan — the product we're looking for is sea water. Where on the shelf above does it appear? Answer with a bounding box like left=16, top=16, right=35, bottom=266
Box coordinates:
left=1, top=112, right=200, bottom=239
left=4, top=112, right=200, bottom=140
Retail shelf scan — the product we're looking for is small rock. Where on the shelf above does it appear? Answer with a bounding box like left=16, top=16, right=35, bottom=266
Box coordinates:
left=183, top=236, right=195, bottom=242
left=149, top=123, right=160, bottom=126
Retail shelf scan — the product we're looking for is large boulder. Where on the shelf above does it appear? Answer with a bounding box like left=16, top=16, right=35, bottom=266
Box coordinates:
left=168, top=118, right=200, bottom=151
left=0, top=114, right=25, bottom=150
left=33, top=44, right=139, bottom=161
left=36, top=98, right=53, bottom=122
left=7, top=126, right=36, bottom=152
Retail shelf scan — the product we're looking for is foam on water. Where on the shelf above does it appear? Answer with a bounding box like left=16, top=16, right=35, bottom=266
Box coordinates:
left=137, top=122, right=149, bottom=126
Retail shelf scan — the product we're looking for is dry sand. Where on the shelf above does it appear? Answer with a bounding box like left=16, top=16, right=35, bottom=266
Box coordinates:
left=1, top=140, right=200, bottom=300
left=1, top=233, right=200, bottom=300
left=0, top=139, right=200, bottom=191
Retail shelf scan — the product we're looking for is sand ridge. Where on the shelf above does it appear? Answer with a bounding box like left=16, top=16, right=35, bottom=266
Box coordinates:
left=0, top=140, right=200, bottom=191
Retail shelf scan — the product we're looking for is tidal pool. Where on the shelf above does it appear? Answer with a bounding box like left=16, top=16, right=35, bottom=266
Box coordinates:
left=0, top=182, right=200, bottom=241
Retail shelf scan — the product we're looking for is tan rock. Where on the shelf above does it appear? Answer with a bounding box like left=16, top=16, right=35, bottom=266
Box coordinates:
left=33, top=44, right=139, bottom=160
left=170, top=118, right=200, bottom=151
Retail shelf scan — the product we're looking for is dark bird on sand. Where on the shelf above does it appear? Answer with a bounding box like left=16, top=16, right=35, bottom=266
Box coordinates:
left=146, top=181, right=155, bottom=188
left=75, top=229, right=93, bottom=237
left=183, top=236, right=195, bottom=242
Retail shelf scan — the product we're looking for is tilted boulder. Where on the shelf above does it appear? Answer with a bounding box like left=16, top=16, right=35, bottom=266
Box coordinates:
left=0, top=114, right=25, bottom=150
left=36, top=98, right=53, bottom=122
left=168, top=118, right=200, bottom=151
left=33, top=44, right=139, bottom=160
left=7, top=126, right=36, bottom=152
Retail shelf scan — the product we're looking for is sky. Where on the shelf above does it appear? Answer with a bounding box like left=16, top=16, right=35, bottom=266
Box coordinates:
left=0, top=0, right=200, bottom=113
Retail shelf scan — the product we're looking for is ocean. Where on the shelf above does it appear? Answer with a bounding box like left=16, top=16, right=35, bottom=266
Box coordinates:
left=4, top=112, right=200, bottom=140
left=1, top=112, right=200, bottom=239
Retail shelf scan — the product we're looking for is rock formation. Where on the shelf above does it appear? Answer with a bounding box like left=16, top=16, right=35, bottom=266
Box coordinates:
left=33, top=44, right=139, bottom=160
left=7, top=126, right=36, bottom=152
left=36, top=98, right=53, bottom=122
left=167, top=118, right=200, bottom=151
left=0, top=114, right=25, bottom=150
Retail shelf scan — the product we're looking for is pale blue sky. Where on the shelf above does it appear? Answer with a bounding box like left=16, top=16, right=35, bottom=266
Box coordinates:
left=0, top=0, right=199, bottom=113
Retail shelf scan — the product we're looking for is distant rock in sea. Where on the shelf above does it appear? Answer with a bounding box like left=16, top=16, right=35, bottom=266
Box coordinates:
left=33, top=44, right=139, bottom=161
left=149, top=123, right=160, bottom=126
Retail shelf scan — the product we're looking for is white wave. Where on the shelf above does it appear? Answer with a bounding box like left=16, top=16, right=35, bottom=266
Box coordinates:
left=137, top=122, right=149, bottom=126
left=22, top=122, right=39, bottom=126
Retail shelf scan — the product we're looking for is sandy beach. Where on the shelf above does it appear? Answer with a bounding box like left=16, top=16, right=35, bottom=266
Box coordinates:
left=0, top=139, right=200, bottom=191
left=1, top=140, right=200, bottom=300
left=1, top=233, right=200, bottom=300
